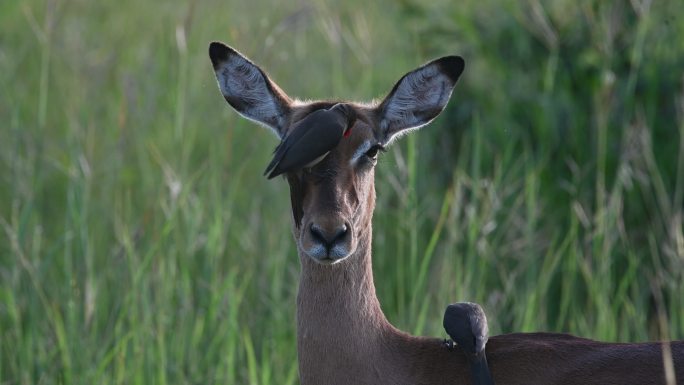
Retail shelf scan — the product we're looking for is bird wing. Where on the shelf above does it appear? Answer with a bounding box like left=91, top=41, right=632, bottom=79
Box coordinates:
left=443, top=303, right=477, bottom=354
left=470, top=308, right=489, bottom=353
left=265, top=106, right=350, bottom=179
left=443, top=302, right=489, bottom=354
left=262, top=110, right=321, bottom=177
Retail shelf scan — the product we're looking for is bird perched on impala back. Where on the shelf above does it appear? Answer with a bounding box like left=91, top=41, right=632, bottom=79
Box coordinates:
left=443, top=302, right=495, bottom=385
left=264, top=103, right=357, bottom=179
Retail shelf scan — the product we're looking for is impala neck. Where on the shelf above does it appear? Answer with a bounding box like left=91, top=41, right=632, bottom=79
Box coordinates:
left=297, top=222, right=396, bottom=383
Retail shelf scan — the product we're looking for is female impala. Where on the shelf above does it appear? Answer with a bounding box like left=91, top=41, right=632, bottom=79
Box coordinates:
left=208, top=41, right=683, bottom=385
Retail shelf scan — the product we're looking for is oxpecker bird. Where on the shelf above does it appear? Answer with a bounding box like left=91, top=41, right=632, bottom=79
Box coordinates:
left=264, top=103, right=357, bottom=179
left=443, top=302, right=495, bottom=385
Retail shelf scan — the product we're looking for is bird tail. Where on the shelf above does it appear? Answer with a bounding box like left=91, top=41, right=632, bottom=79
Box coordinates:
left=469, top=354, right=495, bottom=385
left=264, top=143, right=286, bottom=178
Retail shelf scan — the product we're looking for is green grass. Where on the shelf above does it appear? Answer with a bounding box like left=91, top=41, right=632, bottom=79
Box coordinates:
left=1, top=0, right=683, bottom=383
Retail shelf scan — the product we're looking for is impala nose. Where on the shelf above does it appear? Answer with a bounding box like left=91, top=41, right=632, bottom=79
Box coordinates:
left=309, top=223, right=348, bottom=251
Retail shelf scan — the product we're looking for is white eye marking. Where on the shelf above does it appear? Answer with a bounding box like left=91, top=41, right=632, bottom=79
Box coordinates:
left=350, top=141, right=372, bottom=166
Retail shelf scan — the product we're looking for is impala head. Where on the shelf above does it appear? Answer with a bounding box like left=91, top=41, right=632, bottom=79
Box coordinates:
left=209, top=42, right=464, bottom=265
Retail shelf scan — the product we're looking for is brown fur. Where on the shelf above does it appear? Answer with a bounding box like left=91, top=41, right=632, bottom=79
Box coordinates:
left=208, top=42, right=684, bottom=384
left=292, top=120, right=684, bottom=384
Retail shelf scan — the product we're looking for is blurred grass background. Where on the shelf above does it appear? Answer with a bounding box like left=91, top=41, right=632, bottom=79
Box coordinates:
left=1, top=0, right=683, bottom=383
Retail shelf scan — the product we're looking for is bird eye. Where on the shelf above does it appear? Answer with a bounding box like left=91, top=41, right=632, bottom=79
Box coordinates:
left=365, top=144, right=385, bottom=159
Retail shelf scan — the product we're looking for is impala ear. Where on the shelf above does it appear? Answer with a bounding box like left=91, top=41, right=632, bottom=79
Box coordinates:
left=375, top=56, right=464, bottom=145
left=209, top=42, right=293, bottom=138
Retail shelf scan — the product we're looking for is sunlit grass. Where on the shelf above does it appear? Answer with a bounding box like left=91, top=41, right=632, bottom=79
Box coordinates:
left=1, top=0, right=683, bottom=383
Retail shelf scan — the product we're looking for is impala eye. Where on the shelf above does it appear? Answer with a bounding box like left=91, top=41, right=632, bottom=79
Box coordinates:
left=365, top=144, right=386, bottom=159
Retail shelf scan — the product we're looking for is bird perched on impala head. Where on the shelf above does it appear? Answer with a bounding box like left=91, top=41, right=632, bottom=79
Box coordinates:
left=443, top=302, right=495, bottom=385
left=263, top=103, right=357, bottom=179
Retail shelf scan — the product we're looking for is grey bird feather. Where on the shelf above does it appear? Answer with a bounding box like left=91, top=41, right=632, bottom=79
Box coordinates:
left=443, top=302, right=495, bottom=385
left=264, top=103, right=356, bottom=179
